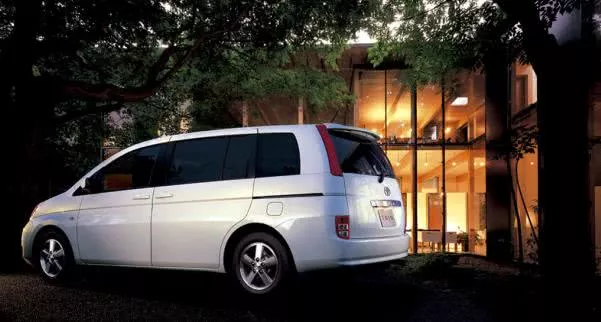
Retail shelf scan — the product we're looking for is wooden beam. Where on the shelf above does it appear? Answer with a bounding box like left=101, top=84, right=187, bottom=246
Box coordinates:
left=298, top=96, right=305, bottom=124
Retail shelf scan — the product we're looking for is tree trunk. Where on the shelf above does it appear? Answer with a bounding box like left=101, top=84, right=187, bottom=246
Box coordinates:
left=515, top=158, right=539, bottom=245
left=0, top=0, right=48, bottom=272
left=536, top=42, right=595, bottom=320
left=507, top=157, right=524, bottom=262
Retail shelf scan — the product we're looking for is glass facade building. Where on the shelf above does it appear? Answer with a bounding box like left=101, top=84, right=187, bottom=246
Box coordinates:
left=352, top=69, right=487, bottom=254
left=239, top=45, right=601, bottom=263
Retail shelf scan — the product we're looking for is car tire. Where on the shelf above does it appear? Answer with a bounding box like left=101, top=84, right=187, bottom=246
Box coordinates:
left=33, top=229, right=75, bottom=283
left=231, top=232, right=292, bottom=295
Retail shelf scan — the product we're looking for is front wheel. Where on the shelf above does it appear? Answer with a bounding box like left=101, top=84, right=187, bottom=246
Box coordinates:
left=34, top=230, right=75, bottom=283
left=231, top=232, right=292, bottom=295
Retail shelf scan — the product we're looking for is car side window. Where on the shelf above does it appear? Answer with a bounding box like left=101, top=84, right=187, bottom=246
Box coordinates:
left=87, top=145, right=161, bottom=194
left=223, top=134, right=256, bottom=180
left=165, top=137, right=228, bottom=185
left=256, top=133, right=300, bottom=178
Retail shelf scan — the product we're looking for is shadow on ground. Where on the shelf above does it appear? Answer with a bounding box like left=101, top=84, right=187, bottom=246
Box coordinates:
left=77, top=265, right=421, bottom=321
left=1, top=264, right=438, bottom=322
left=6, top=255, right=576, bottom=322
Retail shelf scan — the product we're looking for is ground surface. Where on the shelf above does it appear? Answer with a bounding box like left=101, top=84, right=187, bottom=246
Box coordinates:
left=0, top=256, right=597, bottom=321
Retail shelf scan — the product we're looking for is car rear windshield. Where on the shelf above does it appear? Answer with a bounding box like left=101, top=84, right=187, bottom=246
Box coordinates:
left=328, top=129, right=395, bottom=178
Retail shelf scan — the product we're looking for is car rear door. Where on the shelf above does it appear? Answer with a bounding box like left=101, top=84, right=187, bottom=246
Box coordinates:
left=327, top=128, right=406, bottom=239
left=151, top=131, right=256, bottom=269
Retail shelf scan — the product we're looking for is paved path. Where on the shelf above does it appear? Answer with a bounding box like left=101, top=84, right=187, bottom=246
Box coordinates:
left=0, top=266, right=493, bottom=322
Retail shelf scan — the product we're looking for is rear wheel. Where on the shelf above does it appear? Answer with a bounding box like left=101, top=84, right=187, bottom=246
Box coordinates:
left=34, top=230, right=75, bottom=283
left=231, top=232, right=291, bottom=295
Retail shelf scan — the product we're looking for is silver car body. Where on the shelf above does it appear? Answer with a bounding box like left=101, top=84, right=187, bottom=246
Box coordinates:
left=22, top=124, right=410, bottom=273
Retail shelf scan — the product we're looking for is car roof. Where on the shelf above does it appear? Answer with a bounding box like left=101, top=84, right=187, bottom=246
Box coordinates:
left=166, top=123, right=379, bottom=142
left=121, top=123, right=379, bottom=154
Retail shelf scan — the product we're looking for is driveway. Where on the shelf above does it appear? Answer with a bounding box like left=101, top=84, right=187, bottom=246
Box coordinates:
left=0, top=263, right=492, bottom=322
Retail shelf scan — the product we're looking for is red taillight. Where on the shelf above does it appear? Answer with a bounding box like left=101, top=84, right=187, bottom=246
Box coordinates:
left=335, top=215, right=350, bottom=239
left=316, top=124, right=342, bottom=177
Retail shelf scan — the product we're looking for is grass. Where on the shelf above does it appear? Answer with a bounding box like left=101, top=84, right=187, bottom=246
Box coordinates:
left=388, top=253, right=460, bottom=279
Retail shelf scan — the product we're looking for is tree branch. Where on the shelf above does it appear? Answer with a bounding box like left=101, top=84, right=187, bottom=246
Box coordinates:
left=146, top=45, right=181, bottom=83
left=400, top=0, right=451, bottom=21
left=493, top=0, right=558, bottom=73
left=49, top=2, right=255, bottom=123
left=54, top=31, right=220, bottom=104
left=54, top=102, right=124, bottom=124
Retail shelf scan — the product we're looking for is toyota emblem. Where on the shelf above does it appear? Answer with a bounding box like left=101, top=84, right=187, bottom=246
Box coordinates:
left=384, top=186, right=391, bottom=196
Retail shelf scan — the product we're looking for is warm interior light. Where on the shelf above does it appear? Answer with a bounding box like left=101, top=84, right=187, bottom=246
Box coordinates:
left=445, top=127, right=451, bottom=134
left=396, top=162, right=400, bottom=166
left=452, top=162, right=457, bottom=166
left=530, top=161, right=534, bottom=165
left=424, top=162, right=429, bottom=166
left=451, top=97, right=468, bottom=106
left=480, top=162, right=485, bottom=166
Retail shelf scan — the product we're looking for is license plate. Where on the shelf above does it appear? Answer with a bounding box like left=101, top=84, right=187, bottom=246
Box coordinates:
left=377, top=208, right=396, bottom=228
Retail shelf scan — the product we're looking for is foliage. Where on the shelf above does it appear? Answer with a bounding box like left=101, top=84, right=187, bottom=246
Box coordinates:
left=391, top=253, right=459, bottom=278
left=491, top=125, right=538, bottom=162
left=367, top=0, right=487, bottom=84
left=187, top=47, right=355, bottom=129
left=457, top=230, right=484, bottom=250
left=106, top=45, right=356, bottom=143
left=107, top=71, right=194, bottom=147
left=0, top=0, right=371, bottom=163
left=1, top=0, right=377, bottom=124
left=46, top=113, right=106, bottom=195
left=366, top=0, right=583, bottom=84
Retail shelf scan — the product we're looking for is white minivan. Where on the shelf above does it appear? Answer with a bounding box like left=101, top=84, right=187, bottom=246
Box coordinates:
left=22, top=123, right=409, bottom=294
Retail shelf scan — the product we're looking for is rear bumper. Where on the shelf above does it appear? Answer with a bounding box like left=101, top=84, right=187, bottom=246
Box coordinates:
left=288, top=232, right=411, bottom=272
left=336, top=234, right=410, bottom=266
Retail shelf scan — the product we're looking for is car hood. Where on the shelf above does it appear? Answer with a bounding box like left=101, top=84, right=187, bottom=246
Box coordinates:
left=32, top=192, right=81, bottom=218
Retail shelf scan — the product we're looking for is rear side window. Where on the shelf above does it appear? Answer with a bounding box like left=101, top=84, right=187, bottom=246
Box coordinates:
left=166, top=137, right=228, bottom=185
left=223, top=135, right=256, bottom=180
left=256, top=133, right=300, bottom=177
left=328, top=130, right=394, bottom=178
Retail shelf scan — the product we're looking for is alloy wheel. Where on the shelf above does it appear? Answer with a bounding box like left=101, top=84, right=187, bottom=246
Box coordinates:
left=238, top=242, right=279, bottom=291
left=39, top=238, right=66, bottom=278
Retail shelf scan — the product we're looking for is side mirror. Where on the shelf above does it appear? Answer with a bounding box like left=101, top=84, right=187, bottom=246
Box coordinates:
left=84, top=177, right=92, bottom=189
left=75, top=177, right=94, bottom=195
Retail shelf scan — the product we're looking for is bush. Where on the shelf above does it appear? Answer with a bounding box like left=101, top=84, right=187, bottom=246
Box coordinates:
left=391, top=253, right=459, bottom=279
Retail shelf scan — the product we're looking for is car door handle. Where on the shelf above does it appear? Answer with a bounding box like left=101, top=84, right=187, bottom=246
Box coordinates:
left=133, top=194, right=150, bottom=200
left=155, top=192, right=173, bottom=199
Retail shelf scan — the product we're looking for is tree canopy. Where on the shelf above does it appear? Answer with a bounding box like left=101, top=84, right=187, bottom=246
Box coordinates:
left=0, top=0, right=375, bottom=126
left=366, top=0, right=587, bottom=83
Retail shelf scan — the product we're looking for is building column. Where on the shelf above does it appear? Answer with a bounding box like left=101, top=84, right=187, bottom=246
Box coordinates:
left=242, top=101, right=248, bottom=127
left=298, top=97, right=305, bottom=124
left=353, top=70, right=360, bottom=126
left=484, top=52, right=513, bottom=261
